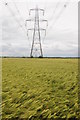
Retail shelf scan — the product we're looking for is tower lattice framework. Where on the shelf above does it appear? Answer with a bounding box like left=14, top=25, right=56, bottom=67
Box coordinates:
left=26, top=6, right=48, bottom=57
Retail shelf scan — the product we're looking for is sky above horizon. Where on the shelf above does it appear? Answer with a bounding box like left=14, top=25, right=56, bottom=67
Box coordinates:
left=1, top=0, right=78, bottom=57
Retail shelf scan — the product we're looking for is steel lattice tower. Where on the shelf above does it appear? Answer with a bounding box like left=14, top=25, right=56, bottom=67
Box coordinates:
left=26, top=6, right=48, bottom=57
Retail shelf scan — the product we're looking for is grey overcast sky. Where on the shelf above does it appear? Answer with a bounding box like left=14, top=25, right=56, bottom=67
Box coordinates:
left=1, top=0, right=78, bottom=57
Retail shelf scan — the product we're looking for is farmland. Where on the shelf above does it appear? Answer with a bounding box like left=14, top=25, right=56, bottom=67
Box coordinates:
left=2, top=58, right=80, bottom=119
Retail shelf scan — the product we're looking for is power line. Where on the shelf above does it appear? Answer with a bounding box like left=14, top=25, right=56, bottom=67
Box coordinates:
left=44, top=0, right=47, bottom=11
left=11, top=0, right=27, bottom=32
left=47, top=0, right=70, bottom=33
left=11, top=0, right=24, bottom=22
left=49, top=0, right=61, bottom=21
left=26, top=0, right=29, bottom=13
left=52, top=2, right=69, bottom=26
left=4, top=1, right=27, bottom=37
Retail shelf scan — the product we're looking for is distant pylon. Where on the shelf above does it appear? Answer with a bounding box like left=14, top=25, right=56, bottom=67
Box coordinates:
left=26, top=6, right=48, bottom=57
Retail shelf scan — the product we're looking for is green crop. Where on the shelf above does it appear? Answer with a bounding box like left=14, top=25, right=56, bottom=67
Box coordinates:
left=2, top=58, right=80, bottom=119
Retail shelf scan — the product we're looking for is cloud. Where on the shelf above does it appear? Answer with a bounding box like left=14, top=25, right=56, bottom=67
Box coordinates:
left=2, top=43, right=31, bottom=57
left=43, top=40, right=78, bottom=57
left=1, top=0, right=78, bottom=57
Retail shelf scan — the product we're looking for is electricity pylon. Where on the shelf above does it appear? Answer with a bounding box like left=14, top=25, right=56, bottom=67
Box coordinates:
left=26, top=6, right=48, bottom=57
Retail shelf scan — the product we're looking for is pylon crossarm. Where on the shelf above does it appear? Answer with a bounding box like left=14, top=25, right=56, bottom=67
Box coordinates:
left=40, top=20, right=48, bottom=26
left=29, top=8, right=44, bottom=15
left=40, top=29, right=46, bottom=36
left=29, top=9, right=35, bottom=15
left=26, top=19, right=34, bottom=22
left=28, top=28, right=34, bottom=30
left=25, top=19, right=34, bottom=27
left=39, top=9, right=44, bottom=15
left=27, top=28, right=34, bottom=36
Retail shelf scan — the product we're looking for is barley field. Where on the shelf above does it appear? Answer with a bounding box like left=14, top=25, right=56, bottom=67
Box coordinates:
left=2, top=58, right=80, bottom=119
